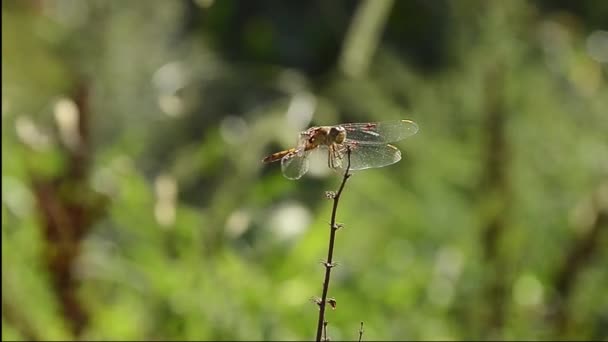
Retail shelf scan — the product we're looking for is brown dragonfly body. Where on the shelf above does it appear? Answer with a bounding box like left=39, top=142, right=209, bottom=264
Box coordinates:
left=262, top=126, right=346, bottom=164
left=262, top=120, right=418, bottom=180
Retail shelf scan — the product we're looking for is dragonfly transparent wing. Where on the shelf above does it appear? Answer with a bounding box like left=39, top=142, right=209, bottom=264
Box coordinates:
left=281, top=148, right=311, bottom=180
left=338, top=120, right=418, bottom=145
left=332, top=143, right=402, bottom=171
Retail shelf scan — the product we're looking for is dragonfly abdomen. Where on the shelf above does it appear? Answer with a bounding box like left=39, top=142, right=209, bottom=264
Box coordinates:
left=262, top=148, right=297, bottom=163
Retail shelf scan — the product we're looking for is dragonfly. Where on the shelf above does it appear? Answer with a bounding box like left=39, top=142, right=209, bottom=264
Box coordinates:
left=262, top=119, right=419, bottom=180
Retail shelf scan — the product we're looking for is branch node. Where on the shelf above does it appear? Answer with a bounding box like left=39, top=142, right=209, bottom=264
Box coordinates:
left=310, top=296, right=323, bottom=308
left=358, top=321, right=364, bottom=342
left=326, top=261, right=339, bottom=268
left=323, top=321, right=329, bottom=341
left=325, top=191, right=337, bottom=199
left=332, top=223, right=344, bottom=230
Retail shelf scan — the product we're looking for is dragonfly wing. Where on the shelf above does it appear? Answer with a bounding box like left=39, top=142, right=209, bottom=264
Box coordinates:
left=281, top=148, right=311, bottom=180
left=339, top=119, right=418, bottom=144
left=335, top=142, right=402, bottom=171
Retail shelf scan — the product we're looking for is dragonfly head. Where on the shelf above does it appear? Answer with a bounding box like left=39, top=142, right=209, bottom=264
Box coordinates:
left=329, top=126, right=346, bottom=144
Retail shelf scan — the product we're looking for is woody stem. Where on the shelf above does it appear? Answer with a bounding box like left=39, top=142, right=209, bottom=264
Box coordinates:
left=315, top=147, right=352, bottom=342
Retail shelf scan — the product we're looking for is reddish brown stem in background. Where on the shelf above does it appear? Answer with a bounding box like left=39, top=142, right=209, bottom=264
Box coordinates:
left=29, top=81, right=107, bottom=338
left=315, top=148, right=352, bottom=342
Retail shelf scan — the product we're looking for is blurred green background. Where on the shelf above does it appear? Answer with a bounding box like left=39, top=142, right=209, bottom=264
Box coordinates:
left=2, top=0, right=608, bottom=340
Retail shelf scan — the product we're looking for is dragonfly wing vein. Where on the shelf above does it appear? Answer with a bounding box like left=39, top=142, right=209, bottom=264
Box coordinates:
left=340, top=120, right=418, bottom=144
left=336, top=142, right=402, bottom=171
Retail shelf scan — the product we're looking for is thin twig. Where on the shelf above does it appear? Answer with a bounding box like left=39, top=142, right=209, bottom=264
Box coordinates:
left=315, top=147, right=352, bottom=342
left=358, top=321, right=364, bottom=342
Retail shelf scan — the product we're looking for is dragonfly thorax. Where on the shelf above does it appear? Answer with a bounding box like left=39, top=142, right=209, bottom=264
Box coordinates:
left=306, top=126, right=345, bottom=147
left=328, top=126, right=346, bottom=144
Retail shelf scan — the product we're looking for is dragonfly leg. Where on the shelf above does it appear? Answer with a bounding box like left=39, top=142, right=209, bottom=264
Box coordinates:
left=335, top=145, right=345, bottom=161
left=328, top=144, right=346, bottom=170
left=328, top=145, right=334, bottom=169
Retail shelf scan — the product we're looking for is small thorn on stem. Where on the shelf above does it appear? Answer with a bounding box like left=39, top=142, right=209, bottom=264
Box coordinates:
left=332, top=223, right=344, bottom=230
left=327, top=298, right=337, bottom=310
left=320, top=261, right=338, bottom=268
